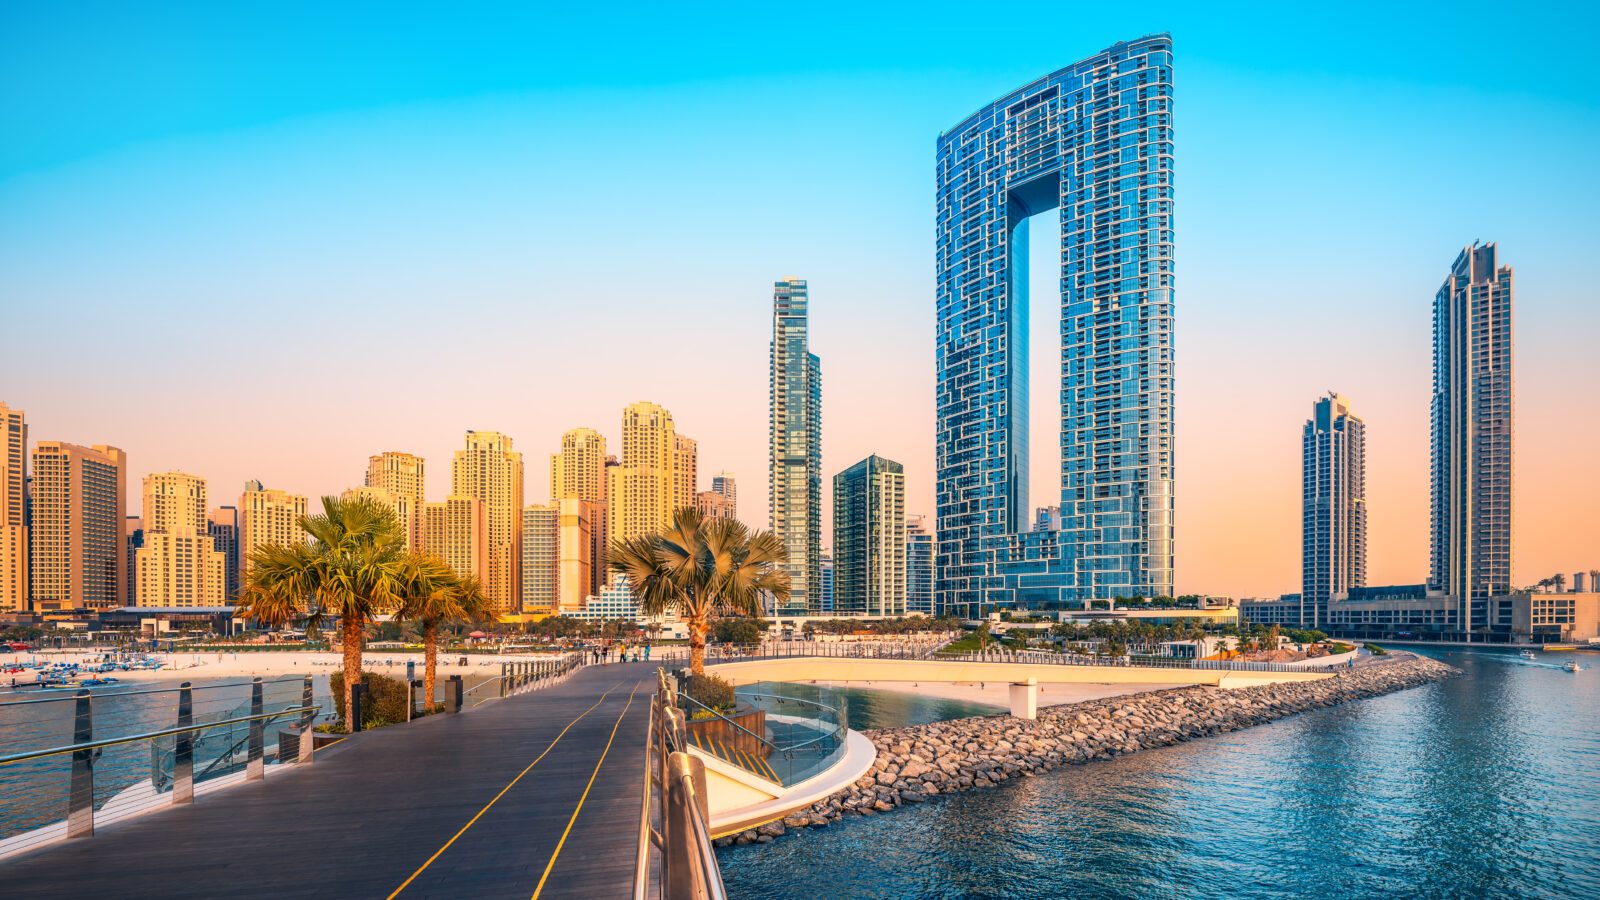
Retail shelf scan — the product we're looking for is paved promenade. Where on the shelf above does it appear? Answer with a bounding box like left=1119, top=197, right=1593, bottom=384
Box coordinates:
left=1, top=663, right=656, bottom=899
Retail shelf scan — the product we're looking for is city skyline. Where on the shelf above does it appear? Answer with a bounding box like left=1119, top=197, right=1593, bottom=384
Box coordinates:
left=2, top=7, right=1595, bottom=598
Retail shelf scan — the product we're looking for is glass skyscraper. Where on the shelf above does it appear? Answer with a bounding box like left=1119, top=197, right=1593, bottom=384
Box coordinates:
left=1430, top=242, right=1513, bottom=634
left=1302, top=393, right=1365, bottom=628
left=832, top=454, right=906, bottom=618
left=935, top=35, right=1175, bottom=615
left=770, top=278, right=822, bottom=614
left=905, top=515, right=934, bottom=617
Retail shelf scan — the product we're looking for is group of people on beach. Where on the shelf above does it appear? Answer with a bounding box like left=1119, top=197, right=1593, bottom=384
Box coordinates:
left=588, top=642, right=650, bottom=665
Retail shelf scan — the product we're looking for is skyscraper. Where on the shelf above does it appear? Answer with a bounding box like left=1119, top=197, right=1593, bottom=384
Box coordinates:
left=556, top=497, right=595, bottom=610
left=770, top=278, right=822, bottom=613
left=366, top=451, right=425, bottom=550
left=819, top=552, right=834, bottom=615
left=1431, top=242, right=1514, bottom=634
left=422, top=495, right=486, bottom=583
left=711, top=471, right=737, bottom=520
left=609, top=402, right=676, bottom=545
left=696, top=491, right=735, bottom=520
left=452, top=431, right=523, bottom=615
left=29, top=442, right=126, bottom=610
left=0, top=402, right=26, bottom=611
left=521, top=503, right=558, bottom=614
left=239, top=481, right=307, bottom=586
left=551, top=427, right=608, bottom=595
left=673, top=434, right=698, bottom=517
left=832, top=454, right=907, bottom=617
left=124, top=515, right=142, bottom=605
left=137, top=471, right=226, bottom=607
left=935, top=35, right=1175, bottom=614
left=906, top=515, right=935, bottom=617
left=209, top=506, right=240, bottom=602
left=1302, top=393, right=1366, bottom=628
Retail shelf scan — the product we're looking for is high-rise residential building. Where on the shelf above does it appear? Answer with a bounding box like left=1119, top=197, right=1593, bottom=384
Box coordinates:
left=137, top=472, right=226, bottom=607
left=935, top=36, right=1176, bottom=615
left=1302, top=393, right=1366, bottom=628
left=556, top=498, right=596, bottom=611
left=819, top=552, right=834, bottom=615
left=0, top=402, right=26, bottom=611
left=341, top=485, right=409, bottom=541
left=609, top=402, right=676, bottom=545
left=452, top=431, right=524, bottom=615
left=696, top=491, right=735, bottom=521
left=906, top=515, right=935, bottom=617
left=365, top=451, right=425, bottom=550
left=673, top=434, right=698, bottom=516
left=209, top=506, right=240, bottom=601
left=29, top=442, right=126, bottom=611
left=833, top=455, right=907, bottom=617
left=770, top=278, right=823, bottom=614
left=124, top=515, right=142, bottom=605
left=711, top=472, right=737, bottom=521
left=1431, top=242, right=1514, bottom=633
left=551, top=427, right=609, bottom=595
left=521, top=504, right=559, bottom=615
left=422, top=495, right=486, bottom=583
left=239, top=481, right=307, bottom=586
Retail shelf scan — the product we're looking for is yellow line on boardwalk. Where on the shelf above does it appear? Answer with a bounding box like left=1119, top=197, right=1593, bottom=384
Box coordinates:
left=386, top=679, right=626, bottom=899
left=530, top=680, right=642, bottom=899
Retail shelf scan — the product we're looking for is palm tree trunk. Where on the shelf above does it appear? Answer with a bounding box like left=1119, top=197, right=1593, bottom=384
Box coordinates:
left=689, top=617, right=708, bottom=676
left=423, top=622, right=438, bottom=714
left=342, top=614, right=363, bottom=731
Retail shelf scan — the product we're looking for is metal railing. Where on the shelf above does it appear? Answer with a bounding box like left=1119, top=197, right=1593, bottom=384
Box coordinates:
left=635, top=670, right=727, bottom=900
left=675, top=685, right=847, bottom=787
left=460, top=653, right=582, bottom=709
left=686, top=639, right=949, bottom=664
left=934, top=647, right=1353, bottom=673
left=0, top=676, right=326, bottom=857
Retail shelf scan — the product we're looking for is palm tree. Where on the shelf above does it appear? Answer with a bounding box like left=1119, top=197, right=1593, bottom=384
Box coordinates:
left=397, top=553, right=489, bottom=712
left=610, top=509, right=789, bottom=676
left=237, top=495, right=406, bottom=730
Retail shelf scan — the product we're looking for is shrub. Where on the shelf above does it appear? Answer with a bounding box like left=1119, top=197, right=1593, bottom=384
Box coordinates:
left=682, top=672, right=736, bottom=711
left=1364, top=643, right=1388, bottom=656
left=330, top=671, right=413, bottom=731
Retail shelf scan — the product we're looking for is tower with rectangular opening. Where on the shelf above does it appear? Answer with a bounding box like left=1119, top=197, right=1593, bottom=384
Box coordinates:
left=935, top=34, right=1175, bottom=615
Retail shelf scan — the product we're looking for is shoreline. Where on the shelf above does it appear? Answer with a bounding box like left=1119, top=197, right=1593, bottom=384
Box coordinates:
left=717, top=652, right=1459, bottom=847
left=803, top=678, right=1192, bottom=710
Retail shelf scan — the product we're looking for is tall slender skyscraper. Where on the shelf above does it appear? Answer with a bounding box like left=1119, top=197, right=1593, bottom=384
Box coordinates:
left=770, top=278, right=822, bottom=613
left=556, top=497, right=594, bottom=610
left=137, top=471, right=226, bottom=607
left=452, top=432, right=523, bottom=615
left=551, top=427, right=609, bottom=594
left=30, top=442, right=126, bottom=610
left=935, top=36, right=1175, bottom=614
left=366, top=451, right=425, bottom=550
left=239, top=481, right=307, bottom=586
left=609, top=402, right=676, bottom=545
left=1302, top=393, right=1365, bottom=628
left=906, top=515, right=935, bottom=617
left=209, top=506, right=240, bottom=601
left=673, top=434, right=698, bottom=517
left=833, top=455, right=906, bottom=617
left=521, top=503, right=558, bottom=614
left=711, top=472, right=737, bottom=521
left=1431, top=242, right=1514, bottom=634
left=0, top=402, right=27, bottom=611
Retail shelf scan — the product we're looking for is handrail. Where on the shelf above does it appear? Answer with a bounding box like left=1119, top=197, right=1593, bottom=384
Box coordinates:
left=0, top=675, right=309, bottom=707
left=732, top=692, right=843, bottom=717
left=678, top=692, right=775, bottom=752
left=636, top=669, right=728, bottom=900
left=0, top=705, right=317, bottom=767
left=632, top=696, right=656, bottom=900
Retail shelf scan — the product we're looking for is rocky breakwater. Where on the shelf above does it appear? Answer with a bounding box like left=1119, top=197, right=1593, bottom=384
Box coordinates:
left=716, top=653, right=1457, bottom=846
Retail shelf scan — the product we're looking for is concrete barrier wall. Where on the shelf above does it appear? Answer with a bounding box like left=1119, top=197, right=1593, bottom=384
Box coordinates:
left=704, top=657, right=1331, bottom=689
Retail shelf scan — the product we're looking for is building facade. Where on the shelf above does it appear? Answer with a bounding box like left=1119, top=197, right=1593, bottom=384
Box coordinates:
left=520, top=504, right=558, bottom=615
left=696, top=490, right=735, bottom=521
left=365, top=451, right=425, bottom=550
left=711, top=472, right=737, bottom=521
left=29, top=442, right=126, bottom=611
left=208, top=506, right=240, bottom=602
left=239, top=481, right=307, bottom=586
left=935, top=35, right=1175, bottom=614
left=452, top=431, right=524, bottom=615
left=609, top=402, right=676, bottom=545
left=557, top=497, right=597, bottom=611
left=770, top=278, right=823, bottom=613
left=551, top=427, right=608, bottom=595
left=1302, top=393, right=1365, bottom=628
left=832, top=455, right=907, bottom=617
left=906, top=515, right=935, bottom=616
left=0, top=402, right=26, bottom=610
left=422, top=495, right=486, bottom=583
left=1431, top=242, right=1514, bottom=634
left=673, top=434, right=698, bottom=518
left=136, top=472, right=226, bottom=607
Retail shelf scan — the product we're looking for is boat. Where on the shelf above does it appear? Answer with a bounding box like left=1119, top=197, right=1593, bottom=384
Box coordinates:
left=1563, top=660, right=1581, bottom=673
left=1520, top=649, right=1536, bottom=660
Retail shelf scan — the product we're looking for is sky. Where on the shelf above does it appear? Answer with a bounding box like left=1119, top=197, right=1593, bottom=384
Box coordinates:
left=2, top=1, right=1596, bottom=598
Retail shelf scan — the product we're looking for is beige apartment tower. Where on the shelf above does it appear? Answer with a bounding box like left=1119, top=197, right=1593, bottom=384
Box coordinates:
left=136, top=471, right=227, bottom=607
left=366, top=451, right=425, bottom=549
left=557, top=498, right=597, bottom=611
left=609, top=402, right=677, bottom=545
left=673, top=434, right=698, bottom=517
left=29, top=442, right=127, bottom=611
left=521, top=504, right=559, bottom=615
left=696, top=491, right=735, bottom=521
left=0, top=402, right=26, bottom=610
left=451, top=432, right=523, bottom=615
left=422, top=495, right=487, bottom=588
left=551, top=427, right=609, bottom=595
left=342, top=485, right=413, bottom=547
left=239, top=481, right=307, bottom=582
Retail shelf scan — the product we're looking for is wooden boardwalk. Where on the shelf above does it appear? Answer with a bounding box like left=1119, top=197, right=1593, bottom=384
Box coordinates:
left=1, top=663, right=657, bottom=899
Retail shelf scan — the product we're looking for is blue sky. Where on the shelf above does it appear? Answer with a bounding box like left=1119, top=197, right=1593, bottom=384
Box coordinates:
left=3, top=1, right=1596, bottom=595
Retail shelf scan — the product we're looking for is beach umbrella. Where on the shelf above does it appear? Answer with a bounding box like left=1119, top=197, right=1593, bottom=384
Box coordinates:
left=469, top=631, right=487, bottom=639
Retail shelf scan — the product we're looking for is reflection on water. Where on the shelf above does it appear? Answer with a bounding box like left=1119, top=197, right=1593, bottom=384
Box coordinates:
left=720, top=649, right=1600, bottom=899
left=739, top=681, right=1001, bottom=732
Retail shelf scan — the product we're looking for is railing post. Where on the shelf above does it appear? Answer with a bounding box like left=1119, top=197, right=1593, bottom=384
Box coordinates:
left=67, top=689, right=94, bottom=838
left=500, top=662, right=509, bottom=697
left=173, top=682, right=194, bottom=804
left=247, top=677, right=265, bottom=781
left=450, top=675, right=463, bottom=713
left=351, top=683, right=367, bottom=733
left=299, top=676, right=316, bottom=764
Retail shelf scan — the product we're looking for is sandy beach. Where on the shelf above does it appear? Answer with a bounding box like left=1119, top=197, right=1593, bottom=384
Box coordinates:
left=801, top=678, right=1190, bottom=709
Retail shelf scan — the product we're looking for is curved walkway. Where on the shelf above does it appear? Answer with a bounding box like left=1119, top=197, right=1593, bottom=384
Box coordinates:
left=0, top=662, right=656, bottom=899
